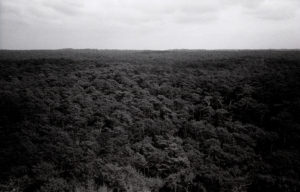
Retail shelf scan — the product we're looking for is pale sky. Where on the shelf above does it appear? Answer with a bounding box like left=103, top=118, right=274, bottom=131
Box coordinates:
left=0, top=0, right=300, bottom=50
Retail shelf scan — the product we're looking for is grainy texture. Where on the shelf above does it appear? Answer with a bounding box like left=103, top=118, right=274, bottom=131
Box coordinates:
left=0, top=50, right=300, bottom=192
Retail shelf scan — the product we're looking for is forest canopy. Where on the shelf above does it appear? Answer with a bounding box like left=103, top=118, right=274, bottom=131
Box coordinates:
left=0, top=50, right=300, bottom=192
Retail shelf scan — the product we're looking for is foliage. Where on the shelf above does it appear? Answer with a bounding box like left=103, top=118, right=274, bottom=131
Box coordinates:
left=0, top=50, right=300, bottom=192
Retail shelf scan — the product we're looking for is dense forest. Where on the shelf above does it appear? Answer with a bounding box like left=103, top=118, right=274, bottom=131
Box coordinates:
left=0, top=50, right=299, bottom=192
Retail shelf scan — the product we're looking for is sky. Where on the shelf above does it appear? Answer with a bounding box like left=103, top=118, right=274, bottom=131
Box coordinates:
left=0, top=0, right=300, bottom=50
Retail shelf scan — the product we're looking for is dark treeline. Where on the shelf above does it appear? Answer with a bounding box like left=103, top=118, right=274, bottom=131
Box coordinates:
left=0, top=50, right=300, bottom=192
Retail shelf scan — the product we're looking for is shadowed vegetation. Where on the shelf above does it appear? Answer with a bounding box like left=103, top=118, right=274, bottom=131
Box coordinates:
left=0, top=50, right=300, bottom=192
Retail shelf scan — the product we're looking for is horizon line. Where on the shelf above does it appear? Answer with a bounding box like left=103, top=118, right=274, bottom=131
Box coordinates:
left=1, top=48, right=300, bottom=51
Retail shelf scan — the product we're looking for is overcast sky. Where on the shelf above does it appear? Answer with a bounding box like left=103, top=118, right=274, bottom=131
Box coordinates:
left=0, top=0, right=300, bottom=50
